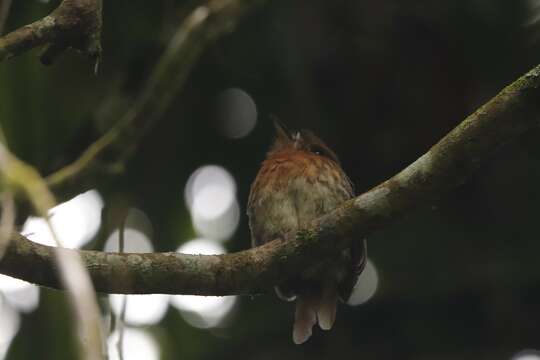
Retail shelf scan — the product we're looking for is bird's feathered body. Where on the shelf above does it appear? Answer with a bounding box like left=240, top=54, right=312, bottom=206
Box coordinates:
left=247, top=122, right=366, bottom=344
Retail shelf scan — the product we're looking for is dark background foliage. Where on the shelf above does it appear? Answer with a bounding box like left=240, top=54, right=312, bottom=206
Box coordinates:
left=2, top=0, right=540, bottom=359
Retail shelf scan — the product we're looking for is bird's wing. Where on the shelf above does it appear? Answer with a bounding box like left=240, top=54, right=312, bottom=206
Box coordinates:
left=338, top=238, right=367, bottom=302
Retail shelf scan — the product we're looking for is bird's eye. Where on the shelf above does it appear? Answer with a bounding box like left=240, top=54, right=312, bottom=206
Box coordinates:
left=308, top=144, right=340, bottom=163
left=309, top=145, right=327, bottom=157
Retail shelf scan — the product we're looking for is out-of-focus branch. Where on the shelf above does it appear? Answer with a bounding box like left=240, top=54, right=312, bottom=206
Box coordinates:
left=0, top=0, right=12, bottom=35
left=45, top=0, right=266, bottom=195
left=0, top=191, right=14, bottom=259
left=0, top=0, right=102, bottom=65
left=0, top=130, right=14, bottom=260
left=0, top=143, right=104, bottom=360
left=3, top=63, right=540, bottom=296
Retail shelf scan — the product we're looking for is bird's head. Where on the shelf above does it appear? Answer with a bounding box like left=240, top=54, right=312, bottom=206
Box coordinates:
left=269, top=119, right=340, bottom=163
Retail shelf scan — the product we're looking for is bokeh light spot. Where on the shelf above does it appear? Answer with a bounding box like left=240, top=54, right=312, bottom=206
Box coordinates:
left=192, top=199, right=240, bottom=242
left=176, top=238, right=225, bottom=256
left=347, top=259, right=379, bottom=306
left=512, top=350, right=540, bottom=360
left=184, top=165, right=236, bottom=213
left=22, top=190, right=103, bottom=248
left=107, top=328, right=159, bottom=360
left=0, top=296, right=20, bottom=360
left=105, top=228, right=167, bottom=325
left=104, top=228, right=153, bottom=253
left=192, top=184, right=234, bottom=220
left=109, top=294, right=169, bottom=326
left=170, top=239, right=237, bottom=328
left=125, top=208, right=154, bottom=238
left=215, top=88, right=258, bottom=139
left=0, top=275, right=40, bottom=313
left=184, top=166, right=239, bottom=241
left=2, top=285, right=40, bottom=313
left=0, top=275, right=30, bottom=293
left=175, top=295, right=236, bottom=329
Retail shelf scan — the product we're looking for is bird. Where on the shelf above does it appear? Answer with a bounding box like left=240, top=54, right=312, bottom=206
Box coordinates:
left=247, top=120, right=367, bottom=344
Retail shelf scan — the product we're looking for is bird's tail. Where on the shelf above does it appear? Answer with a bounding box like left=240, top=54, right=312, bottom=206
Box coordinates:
left=318, top=286, right=338, bottom=331
left=292, top=287, right=338, bottom=344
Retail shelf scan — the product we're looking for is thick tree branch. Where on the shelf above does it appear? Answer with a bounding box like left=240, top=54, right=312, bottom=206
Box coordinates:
left=0, top=0, right=102, bottom=65
left=45, top=0, right=266, bottom=197
left=2, top=64, right=540, bottom=295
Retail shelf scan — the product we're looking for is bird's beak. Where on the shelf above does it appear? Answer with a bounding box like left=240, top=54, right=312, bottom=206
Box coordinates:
left=272, top=116, right=293, bottom=141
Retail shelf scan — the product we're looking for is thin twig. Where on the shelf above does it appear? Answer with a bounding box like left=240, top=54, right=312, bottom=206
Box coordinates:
left=115, top=219, right=126, bottom=360
left=116, top=296, right=127, bottom=360
left=44, top=221, right=104, bottom=360
left=45, top=0, right=267, bottom=195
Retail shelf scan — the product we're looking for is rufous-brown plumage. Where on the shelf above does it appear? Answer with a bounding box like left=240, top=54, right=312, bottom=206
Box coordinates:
left=247, top=121, right=367, bottom=344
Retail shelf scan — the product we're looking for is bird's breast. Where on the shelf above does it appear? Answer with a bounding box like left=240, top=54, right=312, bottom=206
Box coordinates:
left=248, top=153, right=351, bottom=245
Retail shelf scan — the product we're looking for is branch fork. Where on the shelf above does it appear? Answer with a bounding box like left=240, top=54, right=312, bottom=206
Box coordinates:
left=0, top=0, right=102, bottom=65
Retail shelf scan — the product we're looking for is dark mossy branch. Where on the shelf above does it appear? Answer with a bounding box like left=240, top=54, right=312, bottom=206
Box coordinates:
left=2, top=64, right=540, bottom=295
left=0, top=0, right=102, bottom=64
